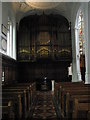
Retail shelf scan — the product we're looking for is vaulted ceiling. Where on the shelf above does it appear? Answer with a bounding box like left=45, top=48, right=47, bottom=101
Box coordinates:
left=11, top=2, right=79, bottom=23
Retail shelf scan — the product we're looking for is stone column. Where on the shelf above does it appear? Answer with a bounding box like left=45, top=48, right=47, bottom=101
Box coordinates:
left=71, top=27, right=78, bottom=82
left=75, top=26, right=82, bottom=81
left=71, top=25, right=82, bottom=82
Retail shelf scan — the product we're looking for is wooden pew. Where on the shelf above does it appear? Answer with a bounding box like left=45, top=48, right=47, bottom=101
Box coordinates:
left=57, top=83, right=89, bottom=113
left=87, top=111, right=90, bottom=120
left=65, top=94, right=90, bottom=119
left=54, top=82, right=84, bottom=110
left=2, top=88, right=29, bottom=111
left=54, top=82, right=59, bottom=107
left=29, top=83, right=36, bottom=109
left=3, top=82, right=36, bottom=110
left=2, top=82, right=35, bottom=110
left=62, top=88, right=90, bottom=118
left=1, top=92, right=22, bottom=120
left=72, top=98, right=90, bottom=119
left=54, top=82, right=90, bottom=120
left=2, top=87, right=30, bottom=111
left=1, top=100, right=15, bottom=120
left=2, top=82, right=36, bottom=119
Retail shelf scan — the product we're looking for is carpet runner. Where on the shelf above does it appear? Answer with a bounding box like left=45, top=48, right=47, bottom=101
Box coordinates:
left=27, top=91, right=59, bottom=120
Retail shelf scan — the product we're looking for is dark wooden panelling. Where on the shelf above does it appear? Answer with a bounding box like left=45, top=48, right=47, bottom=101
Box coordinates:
left=2, top=54, right=17, bottom=84
left=18, top=61, right=71, bottom=83
left=4, top=67, right=8, bottom=81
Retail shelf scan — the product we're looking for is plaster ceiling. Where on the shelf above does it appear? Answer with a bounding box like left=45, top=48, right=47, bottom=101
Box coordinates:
left=11, top=2, right=76, bottom=23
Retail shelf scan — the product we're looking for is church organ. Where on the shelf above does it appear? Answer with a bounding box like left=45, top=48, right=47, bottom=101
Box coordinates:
left=17, top=13, right=72, bottom=82
left=18, top=13, right=72, bottom=62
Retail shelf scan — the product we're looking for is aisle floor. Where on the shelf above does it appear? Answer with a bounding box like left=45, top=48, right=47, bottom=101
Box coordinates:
left=27, top=91, right=60, bottom=120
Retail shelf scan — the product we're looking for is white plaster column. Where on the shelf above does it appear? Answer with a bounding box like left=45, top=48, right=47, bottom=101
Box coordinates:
left=71, top=27, right=78, bottom=82
left=71, top=24, right=82, bottom=82
left=84, top=2, right=90, bottom=84
left=13, top=22, right=16, bottom=59
left=75, top=26, right=82, bottom=81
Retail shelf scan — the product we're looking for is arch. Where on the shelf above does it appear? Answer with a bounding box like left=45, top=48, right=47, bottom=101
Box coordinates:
left=75, top=6, right=86, bottom=82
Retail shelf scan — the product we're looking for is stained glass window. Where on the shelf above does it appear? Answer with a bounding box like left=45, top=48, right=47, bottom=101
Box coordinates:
left=78, top=10, right=85, bottom=81
left=78, top=11, right=85, bottom=55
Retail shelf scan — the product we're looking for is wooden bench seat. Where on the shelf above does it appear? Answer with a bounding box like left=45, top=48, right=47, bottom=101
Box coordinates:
left=54, top=82, right=90, bottom=120
left=72, top=98, right=90, bottom=119
left=2, top=82, right=36, bottom=106
left=2, top=88, right=30, bottom=111
left=54, top=82, right=85, bottom=107
left=1, top=82, right=36, bottom=120
left=2, top=84, right=35, bottom=111
left=1, top=98, right=19, bottom=119
left=1, top=92, right=22, bottom=120
left=62, top=89, right=90, bottom=117
left=1, top=100, right=15, bottom=120
left=59, top=86, right=89, bottom=106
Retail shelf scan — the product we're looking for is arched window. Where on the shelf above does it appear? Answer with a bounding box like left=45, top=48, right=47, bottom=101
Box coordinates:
left=75, top=9, right=85, bottom=82
left=78, top=10, right=85, bottom=82
left=78, top=11, right=85, bottom=56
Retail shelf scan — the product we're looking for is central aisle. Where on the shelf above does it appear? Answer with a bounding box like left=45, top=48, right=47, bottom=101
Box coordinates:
left=27, top=91, right=59, bottom=120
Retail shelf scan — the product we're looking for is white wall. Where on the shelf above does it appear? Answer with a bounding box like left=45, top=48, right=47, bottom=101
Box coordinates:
left=0, top=2, right=2, bottom=50
left=0, top=2, right=2, bottom=120
left=1, top=2, right=16, bottom=59
left=2, top=3, right=16, bottom=28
